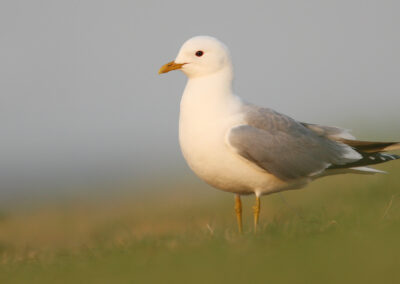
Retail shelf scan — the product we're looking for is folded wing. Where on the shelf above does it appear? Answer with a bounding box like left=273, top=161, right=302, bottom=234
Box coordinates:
left=227, top=105, right=362, bottom=181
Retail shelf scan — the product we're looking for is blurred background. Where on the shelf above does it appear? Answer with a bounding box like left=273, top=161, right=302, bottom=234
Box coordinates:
left=0, top=1, right=400, bottom=283
left=1, top=0, right=399, bottom=200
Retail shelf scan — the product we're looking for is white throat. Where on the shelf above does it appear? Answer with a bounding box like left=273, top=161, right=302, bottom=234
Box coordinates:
left=181, top=65, right=235, bottom=111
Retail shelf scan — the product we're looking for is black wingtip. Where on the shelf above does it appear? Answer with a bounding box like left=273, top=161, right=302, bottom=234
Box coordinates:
left=329, top=152, right=400, bottom=170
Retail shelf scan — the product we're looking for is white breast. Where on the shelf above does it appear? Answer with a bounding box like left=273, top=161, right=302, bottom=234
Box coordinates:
left=178, top=81, right=288, bottom=195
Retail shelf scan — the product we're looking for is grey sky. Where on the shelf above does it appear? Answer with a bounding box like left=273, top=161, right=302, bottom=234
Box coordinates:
left=0, top=0, right=399, bottom=194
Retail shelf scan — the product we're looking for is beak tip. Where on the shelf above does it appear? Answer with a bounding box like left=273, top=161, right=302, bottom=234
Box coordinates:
left=158, top=66, right=168, bottom=75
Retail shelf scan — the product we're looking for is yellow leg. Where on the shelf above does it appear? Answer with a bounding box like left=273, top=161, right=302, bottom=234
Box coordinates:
left=234, top=194, right=243, bottom=233
left=253, top=195, right=260, bottom=232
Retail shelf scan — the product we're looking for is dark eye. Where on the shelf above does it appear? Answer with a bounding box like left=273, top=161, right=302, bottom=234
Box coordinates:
left=195, top=50, right=204, bottom=57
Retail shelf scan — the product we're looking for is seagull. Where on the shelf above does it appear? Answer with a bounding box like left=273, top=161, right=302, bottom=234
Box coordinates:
left=159, top=36, right=400, bottom=233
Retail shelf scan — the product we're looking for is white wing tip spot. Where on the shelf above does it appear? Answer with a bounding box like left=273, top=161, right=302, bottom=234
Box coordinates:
left=343, top=148, right=362, bottom=161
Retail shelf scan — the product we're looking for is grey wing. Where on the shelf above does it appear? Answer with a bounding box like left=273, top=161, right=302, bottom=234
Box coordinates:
left=228, top=106, right=361, bottom=181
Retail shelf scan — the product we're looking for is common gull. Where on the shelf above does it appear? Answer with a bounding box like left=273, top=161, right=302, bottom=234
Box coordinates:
left=159, top=36, right=400, bottom=233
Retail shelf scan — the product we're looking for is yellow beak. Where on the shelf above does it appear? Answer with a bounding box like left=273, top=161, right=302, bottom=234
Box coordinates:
left=158, top=61, right=185, bottom=74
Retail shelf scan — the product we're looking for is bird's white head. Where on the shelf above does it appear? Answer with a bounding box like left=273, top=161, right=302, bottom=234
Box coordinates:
left=159, top=36, right=232, bottom=79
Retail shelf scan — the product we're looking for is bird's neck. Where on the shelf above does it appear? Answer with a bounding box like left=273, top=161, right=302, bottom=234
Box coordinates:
left=182, top=66, right=236, bottom=107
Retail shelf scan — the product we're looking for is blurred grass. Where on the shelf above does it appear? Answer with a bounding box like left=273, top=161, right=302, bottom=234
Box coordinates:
left=0, top=162, right=400, bottom=283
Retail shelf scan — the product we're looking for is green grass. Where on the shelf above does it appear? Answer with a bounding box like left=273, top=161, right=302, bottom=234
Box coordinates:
left=0, top=163, right=400, bottom=283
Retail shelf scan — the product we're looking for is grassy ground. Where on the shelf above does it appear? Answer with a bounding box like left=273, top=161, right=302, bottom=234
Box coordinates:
left=0, top=162, right=400, bottom=283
